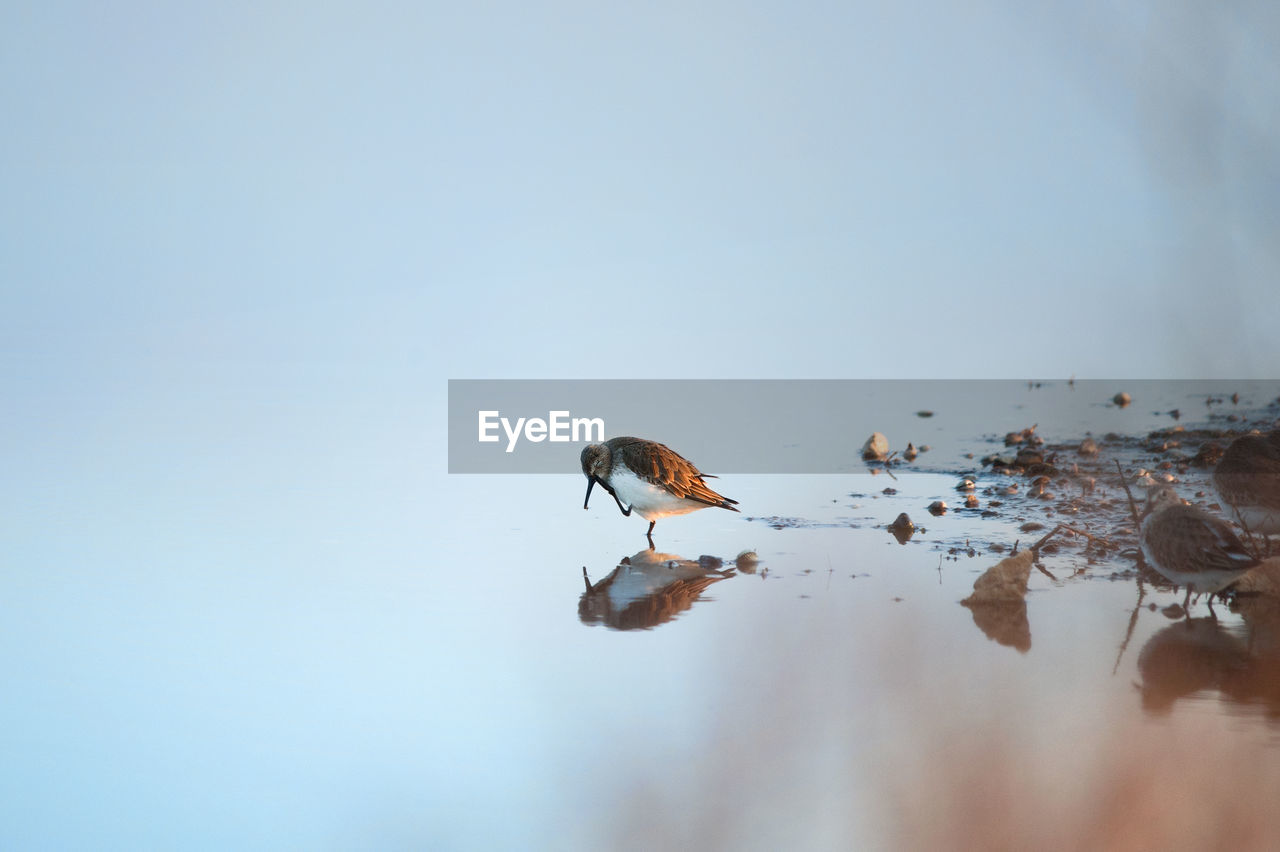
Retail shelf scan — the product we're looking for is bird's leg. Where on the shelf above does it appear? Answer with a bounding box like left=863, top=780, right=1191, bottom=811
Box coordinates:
left=1182, top=586, right=1192, bottom=614
left=646, top=521, right=656, bottom=549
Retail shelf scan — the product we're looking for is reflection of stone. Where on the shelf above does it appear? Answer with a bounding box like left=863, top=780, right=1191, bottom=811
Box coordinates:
left=1137, top=618, right=1248, bottom=715
left=962, top=600, right=1031, bottom=653
left=960, top=551, right=1034, bottom=652
left=579, top=550, right=736, bottom=631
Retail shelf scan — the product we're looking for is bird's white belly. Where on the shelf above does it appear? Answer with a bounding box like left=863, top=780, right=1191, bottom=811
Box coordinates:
left=609, top=467, right=705, bottom=520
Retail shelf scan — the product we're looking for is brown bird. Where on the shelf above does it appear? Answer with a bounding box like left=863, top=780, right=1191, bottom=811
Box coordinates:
left=1140, top=485, right=1259, bottom=611
left=1212, top=429, right=1280, bottom=537
left=581, top=437, right=739, bottom=544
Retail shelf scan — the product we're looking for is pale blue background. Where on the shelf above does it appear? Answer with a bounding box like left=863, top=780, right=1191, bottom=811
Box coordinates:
left=3, top=1, right=1279, bottom=848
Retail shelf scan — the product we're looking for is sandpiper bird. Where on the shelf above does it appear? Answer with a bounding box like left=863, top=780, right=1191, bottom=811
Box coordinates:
left=1140, top=484, right=1260, bottom=611
left=1212, top=430, right=1280, bottom=537
left=581, top=437, right=739, bottom=544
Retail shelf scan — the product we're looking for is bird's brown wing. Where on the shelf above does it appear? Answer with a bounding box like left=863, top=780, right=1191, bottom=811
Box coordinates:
left=614, top=438, right=741, bottom=511
left=1153, top=509, right=1258, bottom=574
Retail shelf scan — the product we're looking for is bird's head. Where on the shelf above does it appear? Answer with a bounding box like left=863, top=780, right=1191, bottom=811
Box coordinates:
left=581, top=443, right=613, bottom=509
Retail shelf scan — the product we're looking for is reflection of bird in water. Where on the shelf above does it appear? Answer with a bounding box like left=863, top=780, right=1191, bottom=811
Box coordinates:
left=1221, top=596, right=1280, bottom=721
left=1213, top=430, right=1280, bottom=539
left=579, top=550, right=736, bottom=630
left=1139, top=485, right=1259, bottom=611
left=581, top=437, right=739, bottom=546
left=1137, top=617, right=1249, bottom=715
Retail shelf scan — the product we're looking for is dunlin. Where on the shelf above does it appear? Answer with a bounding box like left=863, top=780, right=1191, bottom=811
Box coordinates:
left=1140, top=485, right=1259, bottom=610
left=1212, top=430, right=1280, bottom=536
left=581, top=437, right=739, bottom=544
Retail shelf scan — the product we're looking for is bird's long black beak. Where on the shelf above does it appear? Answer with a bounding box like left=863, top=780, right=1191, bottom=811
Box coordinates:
left=583, top=476, right=596, bottom=510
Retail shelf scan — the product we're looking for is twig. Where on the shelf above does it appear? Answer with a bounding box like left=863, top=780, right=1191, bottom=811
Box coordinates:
left=1029, top=523, right=1064, bottom=552
left=1115, top=459, right=1140, bottom=527
left=1113, top=574, right=1146, bottom=676
left=1028, top=524, right=1063, bottom=580
left=1055, top=524, right=1114, bottom=548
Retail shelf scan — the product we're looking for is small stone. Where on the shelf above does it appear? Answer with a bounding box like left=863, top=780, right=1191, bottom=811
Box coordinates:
left=956, top=478, right=976, bottom=492
left=1191, top=442, right=1224, bottom=468
left=887, top=512, right=915, bottom=544
left=888, top=512, right=914, bottom=531
left=903, top=442, right=918, bottom=461
left=916, top=410, right=934, bottom=418
left=1015, top=448, right=1044, bottom=466
left=928, top=500, right=947, bottom=516
left=1113, top=391, right=1132, bottom=407
left=962, top=550, right=1034, bottom=604
left=1004, top=425, right=1042, bottom=447
left=964, top=494, right=979, bottom=508
left=861, top=432, right=890, bottom=461
left=1078, top=437, right=1099, bottom=456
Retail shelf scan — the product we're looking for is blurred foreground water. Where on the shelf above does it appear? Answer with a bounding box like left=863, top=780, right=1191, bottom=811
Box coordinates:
left=5, top=380, right=1280, bottom=848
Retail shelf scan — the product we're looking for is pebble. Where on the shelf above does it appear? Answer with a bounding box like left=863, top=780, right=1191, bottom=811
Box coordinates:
left=888, top=512, right=914, bottom=532
left=887, top=513, right=915, bottom=544
left=1015, top=448, right=1044, bottom=466
left=861, top=432, right=889, bottom=460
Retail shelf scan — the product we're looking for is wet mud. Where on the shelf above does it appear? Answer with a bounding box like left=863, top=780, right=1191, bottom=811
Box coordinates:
left=748, top=395, right=1280, bottom=598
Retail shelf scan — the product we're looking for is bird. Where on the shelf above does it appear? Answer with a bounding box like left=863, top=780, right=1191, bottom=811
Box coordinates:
left=1140, top=484, right=1260, bottom=611
left=1212, top=429, right=1280, bottom=538
left=580, top=437, right=739, bottom=545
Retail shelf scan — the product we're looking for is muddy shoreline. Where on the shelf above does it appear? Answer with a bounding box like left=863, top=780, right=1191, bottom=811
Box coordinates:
left=748, top=395, right=1280, bottom=593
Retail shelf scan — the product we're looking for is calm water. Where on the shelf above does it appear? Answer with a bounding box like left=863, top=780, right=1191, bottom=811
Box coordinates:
left=4, top=381, right=1280, bottom=848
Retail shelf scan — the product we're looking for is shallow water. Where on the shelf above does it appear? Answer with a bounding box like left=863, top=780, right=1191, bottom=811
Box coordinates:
left=5, top=381, right=1280, bottom=848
